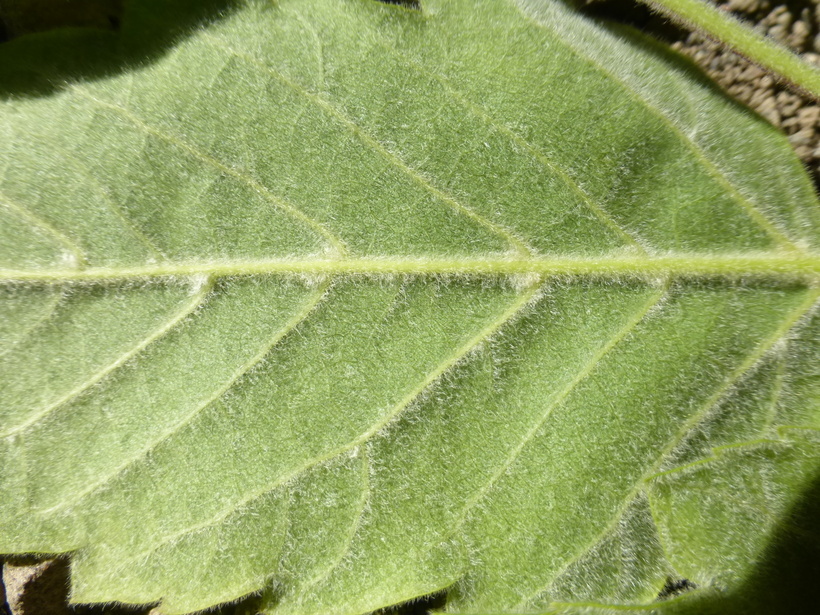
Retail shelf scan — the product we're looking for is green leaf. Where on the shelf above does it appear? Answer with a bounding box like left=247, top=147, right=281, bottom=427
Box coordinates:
left=1, top=0, right=818, bottom=613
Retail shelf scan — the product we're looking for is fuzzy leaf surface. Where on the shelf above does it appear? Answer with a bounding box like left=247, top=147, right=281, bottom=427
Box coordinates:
left=0, top=0, right=819, bottom=613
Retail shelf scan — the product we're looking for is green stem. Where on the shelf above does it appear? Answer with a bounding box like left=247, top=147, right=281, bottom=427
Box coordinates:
left=643, top=0, right=820, bottom=99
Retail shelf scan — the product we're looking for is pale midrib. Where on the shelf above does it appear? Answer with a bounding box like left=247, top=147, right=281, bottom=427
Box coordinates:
left=3, top=253, right=820, bottom=282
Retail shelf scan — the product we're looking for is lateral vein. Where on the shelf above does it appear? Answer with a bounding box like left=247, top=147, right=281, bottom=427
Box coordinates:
left=0, top=191, right=87, bottom=267
left=377, top=40, right=648, bottom=254
left=98, top=279, right=543, bottom=569
left=201, top=34, right=534, bottom=258
left=40, top=279, right=333, bottom=514
left=69, top=86, right=349, bottom=257
left=451, top=282, right=669, bottom=534
left=0, top=278, right=215, bottom=439
left=0, top=289, right=64, bottom=360
left=519, top=6, right=806, bottom=252
left=519, top=287, right=820, bottom=607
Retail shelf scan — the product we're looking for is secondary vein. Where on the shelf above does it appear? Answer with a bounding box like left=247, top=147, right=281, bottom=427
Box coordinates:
left=39, top=279, right=333, bottom=514
left=0, top=191, right=87, bottom=268
left=202, top=34, right=535, bottom=258
left=98, top=278, right=543, bottom=570
left=69, top=86, right=349, bottom=258
left=377, top=40, right=648, bottom=254
left=519, top=287, right=820, bottom=607
left=449, top=282, right=669, bottom=538
left=518, top=3, right=806, bottom=252
left=0, top=278, right=214, bottom=439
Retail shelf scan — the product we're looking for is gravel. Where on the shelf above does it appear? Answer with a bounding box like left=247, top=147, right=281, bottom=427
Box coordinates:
left=670, top=0, right=820, bottom=182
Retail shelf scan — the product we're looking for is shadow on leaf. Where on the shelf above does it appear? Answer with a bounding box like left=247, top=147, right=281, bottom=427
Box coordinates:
left=0, top=0, right=241, bottom=99
left=659, top=468, right=820, bottom=615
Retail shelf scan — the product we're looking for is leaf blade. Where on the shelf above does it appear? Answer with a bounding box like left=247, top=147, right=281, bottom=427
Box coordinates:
left=0, top=0, right=818, bottom=613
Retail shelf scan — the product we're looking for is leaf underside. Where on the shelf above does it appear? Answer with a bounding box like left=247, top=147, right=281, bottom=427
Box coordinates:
left=0, top=0, right=818, bottom=613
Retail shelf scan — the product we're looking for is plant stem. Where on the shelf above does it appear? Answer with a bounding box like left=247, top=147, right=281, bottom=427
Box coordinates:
left=643, top=0, right=820, bottom=99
